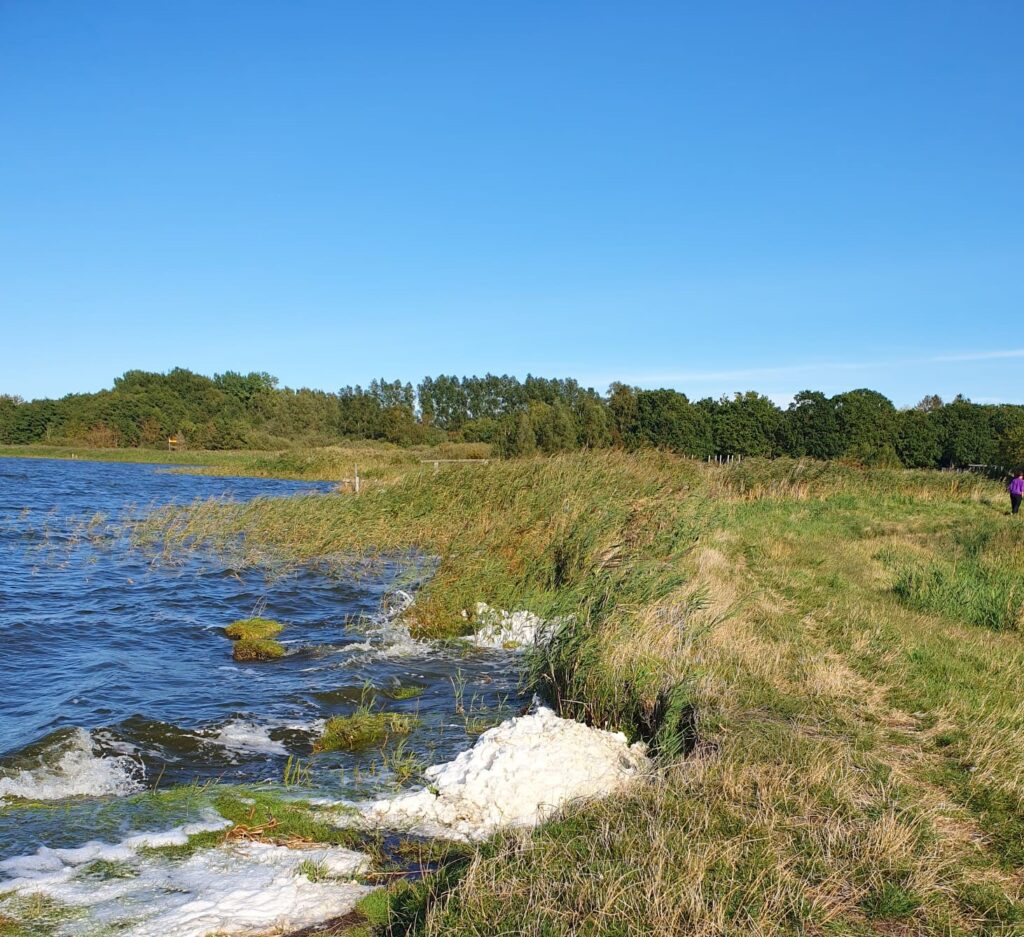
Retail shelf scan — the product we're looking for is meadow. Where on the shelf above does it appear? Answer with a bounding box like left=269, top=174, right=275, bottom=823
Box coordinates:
left=124, top=452, right=1024, bottom=936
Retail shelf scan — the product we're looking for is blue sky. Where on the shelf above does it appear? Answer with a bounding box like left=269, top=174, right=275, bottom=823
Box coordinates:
left=2, top=1, right=1021, bottom=407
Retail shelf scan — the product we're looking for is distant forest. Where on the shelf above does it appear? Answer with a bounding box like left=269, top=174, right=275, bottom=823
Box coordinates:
left=1, top=369, right=1022, bottom=470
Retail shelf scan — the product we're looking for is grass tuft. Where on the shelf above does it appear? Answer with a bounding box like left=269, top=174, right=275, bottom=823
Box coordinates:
left=384, top=684, right=425, bottom=701
left=314, top=711, right=419, bottom=753
left=224, top=617, right=287, bottom=660
left=232, top=637, right=286, bottom=661
left=224, top=617, right=284, bottom=640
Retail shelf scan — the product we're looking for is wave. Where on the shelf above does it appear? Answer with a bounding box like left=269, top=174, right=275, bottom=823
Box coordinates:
left=0, top=728, right=144, bottom=803
left=205, top=720, right=290, bottom=757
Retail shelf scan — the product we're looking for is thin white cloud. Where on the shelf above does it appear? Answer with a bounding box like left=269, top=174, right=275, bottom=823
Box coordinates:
left=614, top=348, right=1024, bottom=387
left=930, top=349, right=1024, bottom=363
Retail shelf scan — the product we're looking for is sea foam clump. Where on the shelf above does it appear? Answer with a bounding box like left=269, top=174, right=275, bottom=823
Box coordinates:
left=0, top=728, right=144, bottom=803
left=0, top=815, right=370, bottom=937
left=362, top=706, right=649, bottom=841
left=467, top=602, right=547, bottom=649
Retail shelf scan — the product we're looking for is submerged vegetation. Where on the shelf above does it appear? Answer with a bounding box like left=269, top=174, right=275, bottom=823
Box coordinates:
left=224, top=616, right=287, bottom=661
left=134, top=451, right=1024, bottom=935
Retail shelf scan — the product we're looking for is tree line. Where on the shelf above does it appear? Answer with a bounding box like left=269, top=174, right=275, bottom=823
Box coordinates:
left=1, top=369, right=1022, bottom=470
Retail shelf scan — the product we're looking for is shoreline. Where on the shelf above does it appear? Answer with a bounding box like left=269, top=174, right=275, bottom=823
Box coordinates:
left=3, top=452, right=1024, bottom=935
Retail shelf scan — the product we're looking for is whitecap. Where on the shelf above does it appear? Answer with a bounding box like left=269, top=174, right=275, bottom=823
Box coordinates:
left=206, top=720, right=289, bottom=758
left=0, top=728, right=144, bottom=803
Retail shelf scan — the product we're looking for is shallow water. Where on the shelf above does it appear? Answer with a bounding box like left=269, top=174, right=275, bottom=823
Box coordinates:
left=0, top=457, right=524, bottom=864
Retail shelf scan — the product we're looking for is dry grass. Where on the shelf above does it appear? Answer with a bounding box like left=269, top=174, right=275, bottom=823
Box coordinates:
left=133, top=453, right=1024, bottom=934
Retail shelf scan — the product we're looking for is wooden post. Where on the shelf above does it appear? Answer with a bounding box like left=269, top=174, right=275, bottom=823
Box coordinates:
left=354, top=465, right=360, bottom=494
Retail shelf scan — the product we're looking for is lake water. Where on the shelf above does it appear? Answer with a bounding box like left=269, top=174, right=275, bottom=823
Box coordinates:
left=0, top=457, right=524, bottom=863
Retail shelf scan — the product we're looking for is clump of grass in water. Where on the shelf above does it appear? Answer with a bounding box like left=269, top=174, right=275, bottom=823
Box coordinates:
left=315, top=711, right=419, bottom=753
left=314, top=682, right=421, bottom=752
left=384, top=684, right=425, bottom=701
left=224, top=617, right=287, bottom=661
left=380, top=738, right=425, bottom=785
left=282, top=755, right=312, bottom=787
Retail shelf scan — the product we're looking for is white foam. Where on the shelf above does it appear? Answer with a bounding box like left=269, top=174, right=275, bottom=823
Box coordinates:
left=207, top=720, right=289, bottom=758
left=329, top=589, right=429, bottom=663
left=0, top=728, right=144, bottom=803
left=361, top=706, right=649, bottom=841
left=381, top=589, right=415, bottom=618
left=360, top=606, right=429, bottom=659
left=0, top=816, right=370, bottom=937
left=467, top=602, right=548, bottom=650
left=0, top=813, right=232, bottom=886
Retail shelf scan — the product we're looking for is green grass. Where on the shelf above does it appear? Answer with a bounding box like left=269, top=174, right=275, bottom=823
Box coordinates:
left=891, top=560, right=1023, bottom=631
left=315, top=711, right=420, bottom=753
left=81, top=859, right=139, bottom=880
left=224, top=616, right=285, bottom=640
left=136, top=787, right=372, bottom=860
left=134, top=453, right=1024, bottom=935
left=384, top=684, right=425, bottom=701
left=883, top=524, right=1024, bottom=632
left=224, top=617, right=287, bottom=660
left=298, top=858, right=332, bottom=882
left=0, top=896, right=84, bottom=937
left=136, top=827, right=226, bottom=860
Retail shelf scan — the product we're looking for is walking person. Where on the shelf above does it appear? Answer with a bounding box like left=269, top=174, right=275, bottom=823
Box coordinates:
left=1010, top=472, right=1024, bottom=515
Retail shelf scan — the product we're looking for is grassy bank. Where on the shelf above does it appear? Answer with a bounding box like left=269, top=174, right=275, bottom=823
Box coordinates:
left=0, top=441, right=490, bottom=483
left=137, top=454, right=1024, bottom=935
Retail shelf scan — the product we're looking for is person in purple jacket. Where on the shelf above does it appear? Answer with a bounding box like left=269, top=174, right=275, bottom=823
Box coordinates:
left=1009, top=472, right=1024, bottom=515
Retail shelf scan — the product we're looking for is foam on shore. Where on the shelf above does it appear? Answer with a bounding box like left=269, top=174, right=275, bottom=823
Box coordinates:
left=0, top=814, right=370, bottom=937
left=361, top=706, right=649, bottom=840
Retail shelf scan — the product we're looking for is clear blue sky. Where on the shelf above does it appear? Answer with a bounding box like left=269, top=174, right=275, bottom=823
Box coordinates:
left=2, top=1, right=1021, bottom=407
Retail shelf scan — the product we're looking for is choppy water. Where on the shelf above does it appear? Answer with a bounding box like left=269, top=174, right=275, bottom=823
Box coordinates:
left=0, top=457, right=523, bottom=862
